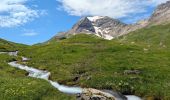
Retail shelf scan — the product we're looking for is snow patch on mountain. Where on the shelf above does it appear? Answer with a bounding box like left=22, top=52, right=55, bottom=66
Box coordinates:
left=87, top=16, right=105, bottom=22
left=93, top=26, right=113, bottom=40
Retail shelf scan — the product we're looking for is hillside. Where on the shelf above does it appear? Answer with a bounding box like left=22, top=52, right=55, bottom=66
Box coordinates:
left=0, top=40, right=75, bottom=100
left=1, top=1, right=170, bottom=100
left=119, top=24, right=170, bottom=48
left=19, top=30, right=170, bottom=99
left=0, top=38, right=27, bottom=52
left=1, top=23, right=170, bottom=100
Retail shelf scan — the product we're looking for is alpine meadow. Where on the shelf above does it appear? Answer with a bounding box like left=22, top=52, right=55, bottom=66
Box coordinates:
left=0, top=0, right=170, bottom=100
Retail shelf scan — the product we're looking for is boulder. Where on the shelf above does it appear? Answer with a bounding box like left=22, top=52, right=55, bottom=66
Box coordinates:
left=77, top=88, right=127, bottom=100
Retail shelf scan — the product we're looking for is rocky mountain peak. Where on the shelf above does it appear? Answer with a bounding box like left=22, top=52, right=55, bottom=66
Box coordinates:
left=53, top=15, right=144, bottom=40
left=58, top=16, right=128, bottom=40
left=68, top=17, right=95, bottom=34
left=89, top=16, right=126, bottom=27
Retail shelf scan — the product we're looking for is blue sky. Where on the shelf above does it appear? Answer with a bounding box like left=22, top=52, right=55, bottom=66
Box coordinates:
left=0, top=0, right=169, bottom=45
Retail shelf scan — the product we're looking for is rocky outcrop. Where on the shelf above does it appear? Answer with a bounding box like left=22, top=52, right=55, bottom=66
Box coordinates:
left=77, top=88, right=127, bottom=100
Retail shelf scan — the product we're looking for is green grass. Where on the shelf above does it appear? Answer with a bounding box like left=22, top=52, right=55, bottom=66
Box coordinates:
left=0, top=77, right=75, bottom=100
left=1, top=24, right=170, bottom=99
left=0, top=38, right=27, bottom=52
left=0, top=54, right=75, bottom=100
left=19, top=32, right=170, bottom=99
left=118, top=24, right=170, bottom=48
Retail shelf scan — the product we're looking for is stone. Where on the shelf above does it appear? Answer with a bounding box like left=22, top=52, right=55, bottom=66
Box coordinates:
left=77, top=88, right=128, bottom=100
left=124, top=70, right=141, bottom=75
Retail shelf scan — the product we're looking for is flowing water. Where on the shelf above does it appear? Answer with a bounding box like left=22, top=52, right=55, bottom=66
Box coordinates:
left=8, top=61, right=142, bottom=100
left=8, top=61, right=83, bottom=94
left=2, top=51, right=141, bottom=100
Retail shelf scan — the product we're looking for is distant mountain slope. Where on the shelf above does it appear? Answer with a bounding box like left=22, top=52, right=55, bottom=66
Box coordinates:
left=149, top=1, right=170, bottom=25
left=67, top=16, right=127, bottom=40
left=51, top=1, right=170, bottom=42
left=120, top=23, right=170, bottom=48
left=52, top=16, right=146, bottom=41
left=0, top=38, right=27, bottom=52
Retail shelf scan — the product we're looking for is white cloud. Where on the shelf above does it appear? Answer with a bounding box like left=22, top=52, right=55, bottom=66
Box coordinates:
left=57, top=0, right=169, bottom=19
left=22, top=32, right=38, bottom=36
left=22, top=30, right=39, bottom=36
left=0, top=0, right=44, bottom=27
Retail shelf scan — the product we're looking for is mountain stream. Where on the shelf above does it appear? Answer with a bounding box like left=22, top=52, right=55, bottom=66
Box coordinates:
left=1, top=51, right=141, bottom=100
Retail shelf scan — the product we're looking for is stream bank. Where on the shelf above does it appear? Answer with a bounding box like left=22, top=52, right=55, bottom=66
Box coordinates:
left=1, top=51, right=142, bottom=100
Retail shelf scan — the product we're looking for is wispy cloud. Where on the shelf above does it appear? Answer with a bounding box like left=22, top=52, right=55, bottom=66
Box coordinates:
left=22, top=32, right=38, bottom=36
left=57, top=0, right=169, bottom=19
left=0, top=0, right=45, bottom=27
left=22, top=29, right=39, bottom=36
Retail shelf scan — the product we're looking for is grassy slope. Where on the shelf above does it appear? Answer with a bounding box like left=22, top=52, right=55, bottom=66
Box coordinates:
left=0, top=38, right=27, bottom=52
left=0, top=40, right=75, bottom=100
left=119, top=24, right=170, bottom=47
left=20, top=31, right=170, bottom=100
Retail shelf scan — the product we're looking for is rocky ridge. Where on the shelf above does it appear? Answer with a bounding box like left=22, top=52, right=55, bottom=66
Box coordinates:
left=149, top=0, right=170, bottom=25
